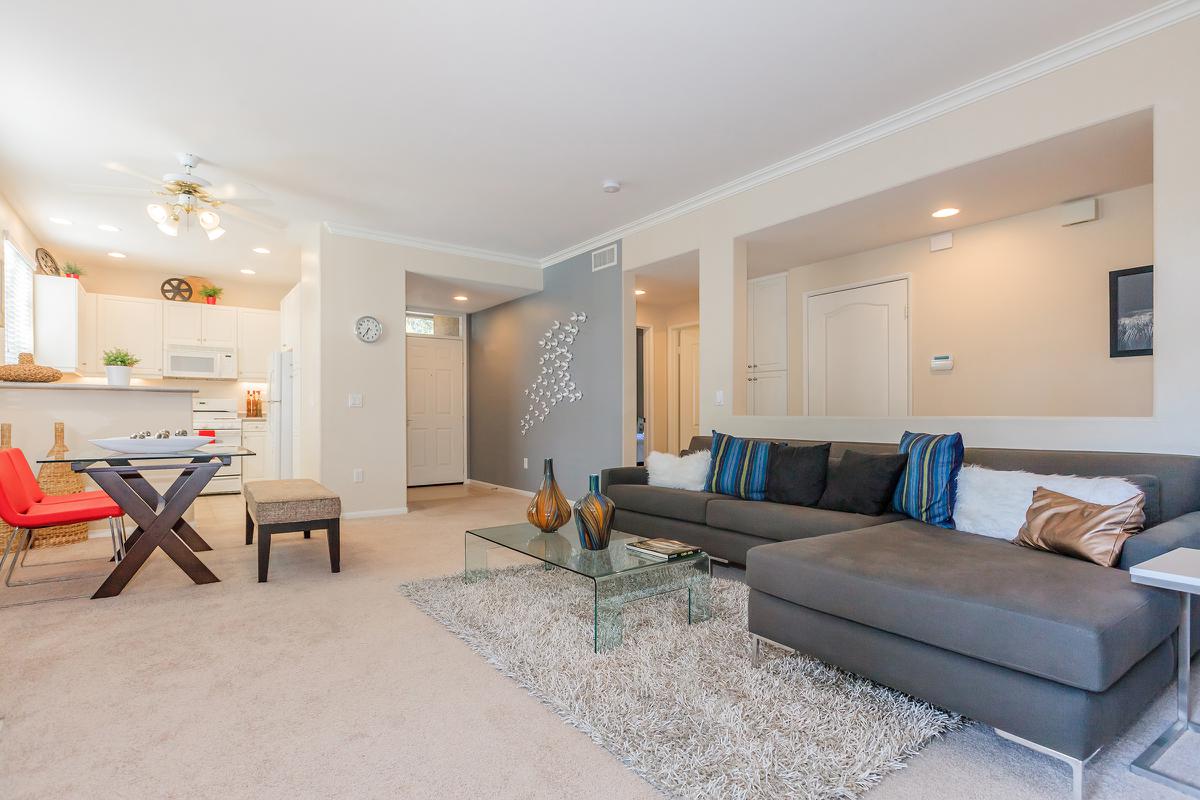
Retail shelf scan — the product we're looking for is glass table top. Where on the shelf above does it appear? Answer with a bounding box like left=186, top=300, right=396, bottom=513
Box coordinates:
left=38, top=445, right=255, bottom=464
left=465, top=522, right=705, bottom=580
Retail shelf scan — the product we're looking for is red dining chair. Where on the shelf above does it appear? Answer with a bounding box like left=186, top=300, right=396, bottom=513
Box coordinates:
left=0, top=449, right=127, bottom=589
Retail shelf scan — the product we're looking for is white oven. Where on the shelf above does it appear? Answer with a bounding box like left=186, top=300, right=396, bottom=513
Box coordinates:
left=165, top=346, right=238, bottom=380
left=193, top=398, right=243, bottom=495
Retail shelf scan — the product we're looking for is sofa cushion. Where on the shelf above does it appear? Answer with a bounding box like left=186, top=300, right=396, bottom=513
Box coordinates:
left=707, top=498, right=904, bottom=542
left=605, top=484, right=720, bottom=525
left=706, top=430, right=772, bottom=500
left=817, top=450, right=908, bottom=515
left=764, top=442, right=830, bottom=506
left=747, top=519, right=1177, bottom=692
left=893, top=431, right=965, bottom=528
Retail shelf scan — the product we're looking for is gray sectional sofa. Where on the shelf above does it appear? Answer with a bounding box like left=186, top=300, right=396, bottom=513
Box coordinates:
left=601, top=436, right=1200, bottom=794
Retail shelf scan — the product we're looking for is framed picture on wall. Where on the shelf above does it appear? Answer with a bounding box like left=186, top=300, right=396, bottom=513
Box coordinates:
left=1109, top=265, right=1153, bottom=357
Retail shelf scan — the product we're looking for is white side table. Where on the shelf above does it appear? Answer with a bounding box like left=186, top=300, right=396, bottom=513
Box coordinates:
left=1130, top=547, right=1200, bottom=797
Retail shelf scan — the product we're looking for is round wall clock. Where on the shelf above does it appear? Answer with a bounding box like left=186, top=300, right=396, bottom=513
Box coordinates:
left=354, top=315, right=384, bottom=343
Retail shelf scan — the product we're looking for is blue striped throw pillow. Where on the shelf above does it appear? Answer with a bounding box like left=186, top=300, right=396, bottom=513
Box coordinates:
left=706, top=430, right=771, bottom=500
left=892, top=431, right=965, bottom=528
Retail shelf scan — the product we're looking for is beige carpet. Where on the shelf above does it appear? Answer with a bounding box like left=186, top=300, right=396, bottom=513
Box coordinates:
left=1, top=484, right=1196, bottom=799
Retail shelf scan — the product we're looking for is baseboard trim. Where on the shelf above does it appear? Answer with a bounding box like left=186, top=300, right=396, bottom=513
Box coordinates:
left=466, top=479, right=535, bottom=498
left=341, top=507, right=409, bottom=519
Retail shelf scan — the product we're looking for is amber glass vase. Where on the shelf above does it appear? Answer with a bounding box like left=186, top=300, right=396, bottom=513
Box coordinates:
left=574, top=473, right=615, bottom=550
left=527, top=458, right=572, bottom=533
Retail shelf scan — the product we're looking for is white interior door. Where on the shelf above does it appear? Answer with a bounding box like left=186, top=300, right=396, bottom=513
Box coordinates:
left=748, top=274, right=788, bottom=372
left=807, top=279, right=909, bottom=416
left=406, top=336, right=465, bottom=486
left=674, top=325, right=701, bottom=450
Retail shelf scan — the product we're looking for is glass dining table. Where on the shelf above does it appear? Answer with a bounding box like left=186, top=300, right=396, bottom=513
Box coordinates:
left=37, top=446, right=254, bottom=598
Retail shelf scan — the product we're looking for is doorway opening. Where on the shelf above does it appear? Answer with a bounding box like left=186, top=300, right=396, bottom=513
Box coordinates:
left=405, top=310, right=467, bottom=487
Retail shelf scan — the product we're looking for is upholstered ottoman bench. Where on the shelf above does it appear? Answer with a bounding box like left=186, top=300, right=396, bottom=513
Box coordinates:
left=244, top=479, right=341, bottom=582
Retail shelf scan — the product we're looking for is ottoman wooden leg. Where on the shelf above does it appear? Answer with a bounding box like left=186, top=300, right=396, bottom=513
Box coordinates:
left=245, top=509, right=254, bottom=545
left=303, top=529, right=311, bottom=539
left=258, top=530, right=271, bottom=582
left=327, top=519, right=340, bottom=574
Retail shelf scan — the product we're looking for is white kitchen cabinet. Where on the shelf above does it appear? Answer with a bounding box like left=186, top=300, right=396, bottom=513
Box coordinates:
left=747, top=273, right=788, bottom=373
left=96, top=294, right=163, bottom=375
left=163, top=302, right=238, bottom=348
left=242, top=420, right=268, bottom=483
left=237, top=308, right=281, bottom=380
left=34, top=275, right=98, bottom=375
left=279, top=284, right=300, bottom=352
left=747, top=371, right=788, bottom=416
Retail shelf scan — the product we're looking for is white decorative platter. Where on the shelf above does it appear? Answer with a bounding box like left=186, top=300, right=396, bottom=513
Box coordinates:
left=90, top=436, right=213, bottom=454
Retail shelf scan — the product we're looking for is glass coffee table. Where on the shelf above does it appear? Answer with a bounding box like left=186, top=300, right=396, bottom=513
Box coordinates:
left=465, top=523, right=711, bottom=652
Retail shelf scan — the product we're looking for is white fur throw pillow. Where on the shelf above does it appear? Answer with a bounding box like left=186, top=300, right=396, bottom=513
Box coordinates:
left=646, top=450, right=711, bottom=491
left=954, top=465, right=1143, bottom=540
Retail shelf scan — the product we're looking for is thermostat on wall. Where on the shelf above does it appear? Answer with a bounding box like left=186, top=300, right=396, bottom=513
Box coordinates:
left=931, top=354, right=954, bottom=372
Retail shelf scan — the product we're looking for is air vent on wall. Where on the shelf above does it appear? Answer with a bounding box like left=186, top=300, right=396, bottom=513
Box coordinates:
left=591, top=243, right=619, bottom=271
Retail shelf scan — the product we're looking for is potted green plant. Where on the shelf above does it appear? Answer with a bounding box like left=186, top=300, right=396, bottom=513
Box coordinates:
left=199, top=285, right=224, bottom=305
left=62, top=262, right=85, bottom=279
left=102, top=348, right=140, bottom=386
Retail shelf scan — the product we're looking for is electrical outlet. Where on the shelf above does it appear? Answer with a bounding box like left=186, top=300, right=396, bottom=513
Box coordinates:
left=352, top=468, right=364, bottom=483
left=348, top=393, right=363, bottom=408
left=523, top=457, right=529, bottom=469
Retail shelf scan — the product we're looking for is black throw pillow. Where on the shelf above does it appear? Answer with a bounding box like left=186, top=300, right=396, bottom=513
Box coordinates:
left=818, top=450, right=909, bottom=515
left=764, top=443, right=831, bottom=506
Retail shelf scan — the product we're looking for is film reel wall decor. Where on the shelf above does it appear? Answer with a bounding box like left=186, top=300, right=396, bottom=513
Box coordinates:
left=520, top=311, right=587, bottom=436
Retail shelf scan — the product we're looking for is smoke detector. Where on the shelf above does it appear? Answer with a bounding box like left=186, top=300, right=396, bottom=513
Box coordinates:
left=602, top=179, right=621, bottom=194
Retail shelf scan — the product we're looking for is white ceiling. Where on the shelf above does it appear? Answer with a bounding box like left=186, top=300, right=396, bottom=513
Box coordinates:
left=632, top=251, right=700, bottom=307
left=0, top=1, right=1167, bottom=284
left=405, top=272, right=537, bottom=314
left=745, top=110, right=1154, bottom=276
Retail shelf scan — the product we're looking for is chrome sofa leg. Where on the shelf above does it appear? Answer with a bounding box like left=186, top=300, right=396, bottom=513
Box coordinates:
left=995, top=728, right=1096, bottom=800
left=751, top=634, right=762, bottom=667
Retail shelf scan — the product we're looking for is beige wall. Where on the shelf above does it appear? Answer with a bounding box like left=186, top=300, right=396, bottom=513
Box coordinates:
left=72, top=262, right=290, bottom=310
left=637, top=300, right=700, bottom=453
left=622, top=18, right=1200, bottom=455
left=783, top=184, right=1153, bottom=417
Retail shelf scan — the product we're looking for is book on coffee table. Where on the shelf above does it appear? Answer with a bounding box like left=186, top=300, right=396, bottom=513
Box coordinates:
left=625, top=538, right=701, bottom=561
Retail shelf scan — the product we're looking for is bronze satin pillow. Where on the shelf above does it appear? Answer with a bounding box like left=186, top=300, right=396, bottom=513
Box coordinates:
left=1016, top=487, right=1145, bottom=567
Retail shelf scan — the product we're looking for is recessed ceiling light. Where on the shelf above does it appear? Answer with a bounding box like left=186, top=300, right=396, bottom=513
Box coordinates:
left=49, top=217, right=71, bottom=225
left=240, top=269, right=256, bottom=275
left=634, top=289, right=646, bottom=296
left=252, top=247, right=270, bottom=254
left=931, top=207, right=960, bottom=218
left=97, top=223, right=120, bottom=232
left=453, top=295, right=469, bottom=302
left=107, top=252, right=126, bottom=259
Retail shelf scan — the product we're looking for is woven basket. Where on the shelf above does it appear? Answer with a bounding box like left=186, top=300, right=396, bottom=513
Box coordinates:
left=32, top=422, right=89, bottom=548
left=0, top=353, right=62, bottom=383
left=0, top=423, right=12, bottom=547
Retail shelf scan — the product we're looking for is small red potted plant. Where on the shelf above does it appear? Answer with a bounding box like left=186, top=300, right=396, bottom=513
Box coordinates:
left=199, top=285, right=224, bottom=305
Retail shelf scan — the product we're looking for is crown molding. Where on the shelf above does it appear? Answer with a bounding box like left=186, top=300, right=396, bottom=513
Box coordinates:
left=537, top=0, right=1200, bottom=268
left=323, top=221, right=540, bottom=269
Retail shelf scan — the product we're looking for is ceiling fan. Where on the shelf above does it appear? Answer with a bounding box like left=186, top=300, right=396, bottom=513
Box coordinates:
left=72, top=153, right=285, bottom=238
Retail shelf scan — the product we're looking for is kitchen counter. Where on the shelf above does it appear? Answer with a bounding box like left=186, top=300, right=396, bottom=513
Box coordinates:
left=0, top=382, right=198, bottom=392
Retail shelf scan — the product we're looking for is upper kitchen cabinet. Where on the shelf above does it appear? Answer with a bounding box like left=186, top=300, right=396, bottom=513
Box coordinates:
left=163, top=301, right=238, bottom=348
left=96, top=294, right=163, bottom=376
left=237, top=308, right=281, bottom=380
left=747, top=273, right=788, bottom=373
left=34, top=274, right=98, bottom=375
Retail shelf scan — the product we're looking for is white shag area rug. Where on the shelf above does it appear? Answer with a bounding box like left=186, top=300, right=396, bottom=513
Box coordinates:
left=398, top=567, right=959, bottom=800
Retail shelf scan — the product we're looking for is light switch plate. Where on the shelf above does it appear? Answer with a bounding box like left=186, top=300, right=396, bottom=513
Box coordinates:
left=352, top=468, right=364, bottom=483
left=714, top=389, right=725, bottom=406
left=348, top=393, right=363, bottom=408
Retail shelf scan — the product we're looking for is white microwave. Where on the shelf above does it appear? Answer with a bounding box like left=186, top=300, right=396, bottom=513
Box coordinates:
left=164, top=346, right=238, bottom=380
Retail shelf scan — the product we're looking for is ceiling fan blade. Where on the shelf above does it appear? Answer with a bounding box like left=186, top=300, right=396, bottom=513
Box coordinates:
left=219, top=202, right=287, bottom=231
left=69, top=183, right=152, bottom=197
left=103, top=161, right=164, bottom=186
left=207, top=181, right=269, bottom=202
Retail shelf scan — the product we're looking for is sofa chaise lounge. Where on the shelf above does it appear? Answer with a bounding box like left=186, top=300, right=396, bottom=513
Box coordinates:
left=601, top=436, right=1200, bottom=798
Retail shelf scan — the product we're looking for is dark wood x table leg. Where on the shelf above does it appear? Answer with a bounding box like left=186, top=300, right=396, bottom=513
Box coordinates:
left=107, top=458, right=213, bottom=553
left=88, top=460, right=225, bottom=599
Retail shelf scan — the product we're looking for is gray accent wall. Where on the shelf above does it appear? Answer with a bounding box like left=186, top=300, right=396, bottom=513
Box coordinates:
left=469, top=244, right=623, bottom=499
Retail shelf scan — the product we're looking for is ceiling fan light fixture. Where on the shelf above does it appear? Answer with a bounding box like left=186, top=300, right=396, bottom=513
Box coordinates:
left=157, top=216, right=180, bottom=237
left=146, top=203, right=168, bottom=223
left=198, top=210, right=221, bottom=230
left=205, top=225, right=226, bottom=241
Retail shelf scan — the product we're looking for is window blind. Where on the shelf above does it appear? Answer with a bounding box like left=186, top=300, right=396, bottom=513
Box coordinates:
left=3, top=238, right=34, bottom=364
